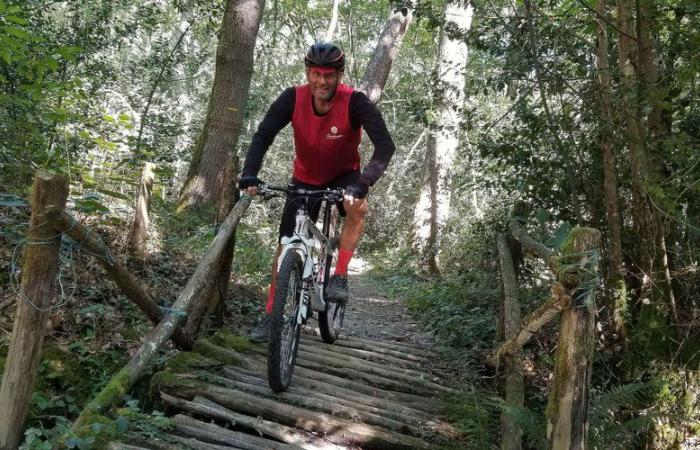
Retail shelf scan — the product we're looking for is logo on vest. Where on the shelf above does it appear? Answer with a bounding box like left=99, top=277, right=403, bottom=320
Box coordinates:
left=326, top=125, right=343, bottom=140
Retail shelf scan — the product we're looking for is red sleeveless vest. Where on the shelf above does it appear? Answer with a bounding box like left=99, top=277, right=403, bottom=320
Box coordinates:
left=291, top=83, right=363, bottom=185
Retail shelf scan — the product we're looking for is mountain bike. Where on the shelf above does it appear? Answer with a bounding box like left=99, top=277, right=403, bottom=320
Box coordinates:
left=259, top=184, right=347, bottom=392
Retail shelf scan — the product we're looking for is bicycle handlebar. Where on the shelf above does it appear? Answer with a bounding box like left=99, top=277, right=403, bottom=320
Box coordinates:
left=258, top=184, right=345, bottom=201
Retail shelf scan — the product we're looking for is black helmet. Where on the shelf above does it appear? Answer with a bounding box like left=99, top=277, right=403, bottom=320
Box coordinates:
left=304, top=42, right=345, bottom=71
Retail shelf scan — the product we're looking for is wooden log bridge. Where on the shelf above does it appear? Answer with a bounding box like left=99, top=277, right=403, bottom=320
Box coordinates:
left=106, top=329, right=462, bottom=450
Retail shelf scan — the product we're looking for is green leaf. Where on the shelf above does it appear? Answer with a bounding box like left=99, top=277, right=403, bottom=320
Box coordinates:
left=77, top=437, right=94, bottom=450
left=115, top=416, right=129, bottom=433
left=535, top=207, right=550, bottom=224
left=3, top=25, right=30, bottom=40
left=43, top=56, right=59, bottom=71
left=548, top=222, right=572, bottom=250
left=74, top=198, right=110, bottom=214
left=5, top=15, right=27, bottom=25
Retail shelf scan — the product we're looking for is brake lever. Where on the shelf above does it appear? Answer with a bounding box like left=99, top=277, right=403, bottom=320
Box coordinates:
left=260, top=190, right=277, bottom=201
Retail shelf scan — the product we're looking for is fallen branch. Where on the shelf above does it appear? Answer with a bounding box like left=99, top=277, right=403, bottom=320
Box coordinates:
left=489, top=281, right=571, bottom=368
left=46, top=207, right=190, bottom=349
left=508, top=219, right=561, bottom=273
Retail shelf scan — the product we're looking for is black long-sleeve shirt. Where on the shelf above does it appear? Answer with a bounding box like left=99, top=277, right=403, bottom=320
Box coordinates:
left=242, top=87, right=395, bottom=186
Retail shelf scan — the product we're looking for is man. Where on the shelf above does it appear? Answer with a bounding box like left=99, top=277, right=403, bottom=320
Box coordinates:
left=239, top=42, right=395, bottom=343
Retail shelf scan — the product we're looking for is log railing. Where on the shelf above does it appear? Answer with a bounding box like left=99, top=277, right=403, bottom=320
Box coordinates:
left=0, top=172, right=253, bottom=448
left=492, top=218, right=601, bottom=450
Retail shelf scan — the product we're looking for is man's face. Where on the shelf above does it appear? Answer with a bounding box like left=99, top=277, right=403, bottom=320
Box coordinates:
left=306, top=67, right=342, bottom=101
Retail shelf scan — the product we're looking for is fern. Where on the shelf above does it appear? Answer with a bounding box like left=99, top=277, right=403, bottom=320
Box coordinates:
left=588, top=381, right=669, bottom=450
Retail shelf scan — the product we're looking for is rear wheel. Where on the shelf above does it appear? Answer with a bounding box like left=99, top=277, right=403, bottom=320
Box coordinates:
left=319, top=210, right=345, bottom=343
left=268, top=251, right=304, bottom=392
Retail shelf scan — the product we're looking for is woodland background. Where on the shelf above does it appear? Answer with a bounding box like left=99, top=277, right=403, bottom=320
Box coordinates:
left=0, top=0, right=698, bottom=448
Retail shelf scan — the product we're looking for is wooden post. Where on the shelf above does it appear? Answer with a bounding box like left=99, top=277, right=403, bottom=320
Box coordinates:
left=0, top=172, right=69, bottom=450
left=45, top=208, right=191, bottom=350
left=128, top=162, right=155, bottom=261
left=546, top=228, right=601, bottom=450
left=69, top=194, right=252, bottom=434
left=496, top=233, right=523, bottom=450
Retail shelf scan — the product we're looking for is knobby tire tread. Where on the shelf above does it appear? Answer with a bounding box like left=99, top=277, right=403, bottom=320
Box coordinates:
left=268, top=251, right=303, bottom=392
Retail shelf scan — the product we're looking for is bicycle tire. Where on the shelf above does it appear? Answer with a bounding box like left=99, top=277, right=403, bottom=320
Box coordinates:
left=318, top=209, right=345, bottom=344
left=268, top=251, right=304, bottom=392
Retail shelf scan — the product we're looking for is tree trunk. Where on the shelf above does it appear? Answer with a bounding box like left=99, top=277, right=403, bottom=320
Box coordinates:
left=0, top=172, right=69, bottom=450
left=546, top=228, right=601, bottom=450
left=496, top=234, right=523, bottom=450
left=69, top=195, right=252, bottom=434
left=128, top=162, right=155, bottom=261
left=616, top=0, right=654, bottom=295
left=357, top=6, right=413, bottom=103
left=183, top=157, right=240, bottom=340
left=412, top=0, right=473, bottom=273
left=636, top=0, right=679, bottom=329
left=178, top=0, right=264, bottom=212
left=595, top=0, right=627, bottom=339
left=323, top=0, right=341, bottom=42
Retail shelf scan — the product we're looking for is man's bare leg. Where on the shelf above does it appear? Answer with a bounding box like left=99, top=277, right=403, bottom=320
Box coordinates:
left=327, top=197, right=368, bottom=302
left=338, top=197, right=368, bottom=251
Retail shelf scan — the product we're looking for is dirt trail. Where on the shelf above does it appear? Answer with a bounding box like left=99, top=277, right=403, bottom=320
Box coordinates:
left=330, top=258, right=436, bottom=348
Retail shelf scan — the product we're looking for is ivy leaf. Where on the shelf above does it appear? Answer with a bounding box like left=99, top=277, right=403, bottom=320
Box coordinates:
left=115, top=416, right=129, bottom=433
left=535, top=207, right=550, bottom=224
left=548, top=222, right=572, bottom=250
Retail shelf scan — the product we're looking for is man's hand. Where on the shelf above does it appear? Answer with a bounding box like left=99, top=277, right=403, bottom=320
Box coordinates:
left=344, top=180, right=369, bottom=205
left=239, top=175, right=262, bottom=196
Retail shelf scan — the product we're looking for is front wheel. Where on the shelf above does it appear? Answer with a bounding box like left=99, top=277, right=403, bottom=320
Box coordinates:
left=268, top=251, right=304, bottom=392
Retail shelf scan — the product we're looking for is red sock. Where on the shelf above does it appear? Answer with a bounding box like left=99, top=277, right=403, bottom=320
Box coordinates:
left=264, top=284, right=275, bottom=314
left=334, top=249, right=354, bottom=276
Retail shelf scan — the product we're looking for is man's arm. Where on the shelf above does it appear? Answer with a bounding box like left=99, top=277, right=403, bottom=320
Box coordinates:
left=349, top=91, right=396, bottom=186
left=241, top=87, right=295, bottom=178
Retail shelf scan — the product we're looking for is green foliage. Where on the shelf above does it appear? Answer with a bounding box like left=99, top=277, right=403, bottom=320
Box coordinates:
left=369, top=251, right=497, bottom=356
left=115, top=400, right=172, bottom=439
left=443, top=388, right=501, bottom=449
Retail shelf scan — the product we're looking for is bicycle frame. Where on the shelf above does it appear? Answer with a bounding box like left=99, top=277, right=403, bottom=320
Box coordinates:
left=277, top=195, right=336, bottom=323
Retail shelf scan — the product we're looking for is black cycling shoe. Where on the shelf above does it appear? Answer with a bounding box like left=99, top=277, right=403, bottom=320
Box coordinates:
left=326, top=275, right=349, bottom=305
left=248, top=314, right=271, bottom=343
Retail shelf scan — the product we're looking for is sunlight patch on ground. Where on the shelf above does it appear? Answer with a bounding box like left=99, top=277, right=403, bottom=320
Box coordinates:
left=348, top=255, right=372, bottom=274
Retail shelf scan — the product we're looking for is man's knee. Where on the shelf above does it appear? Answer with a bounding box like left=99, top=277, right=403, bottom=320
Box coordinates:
left=344, top=199, right=368, bottom=222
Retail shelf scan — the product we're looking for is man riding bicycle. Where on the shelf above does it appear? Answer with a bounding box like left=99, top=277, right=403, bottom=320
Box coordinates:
left=239, top=42, right=395, bottom=343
